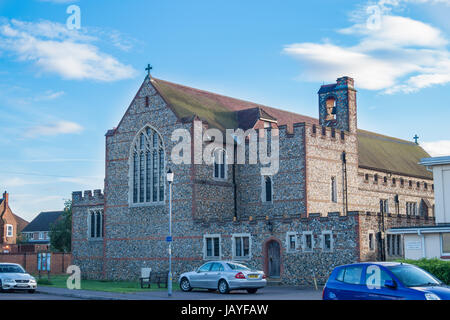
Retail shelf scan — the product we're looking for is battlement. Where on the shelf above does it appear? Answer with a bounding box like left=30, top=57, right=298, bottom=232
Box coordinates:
left=277, top=122, right=305, bottom=137
left=72, top=189, right=104, bottom=204
left=307, top=122, right=348, bottom=142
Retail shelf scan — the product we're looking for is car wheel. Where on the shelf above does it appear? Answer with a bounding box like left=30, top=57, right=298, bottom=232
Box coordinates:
left=28, top=289, right=36, bottom=294
left=180, top=278, right=192, bottom=292
left=247, top=288, right=258, bottom=294
left=218, top=280, right=230, bottom=294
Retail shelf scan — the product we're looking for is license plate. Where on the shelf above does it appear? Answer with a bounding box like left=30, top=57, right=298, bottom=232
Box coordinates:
left=248, top=274, right=259, bottom=279
left=16, top=284, right=28, bottom=287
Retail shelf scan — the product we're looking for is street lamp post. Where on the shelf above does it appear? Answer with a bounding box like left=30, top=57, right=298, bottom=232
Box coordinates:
left=166, top=168, right=174, bottom=297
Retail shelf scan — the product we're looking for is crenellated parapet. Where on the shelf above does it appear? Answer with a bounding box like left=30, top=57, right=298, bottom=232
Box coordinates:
left=72, top=189, right=105, bottom=206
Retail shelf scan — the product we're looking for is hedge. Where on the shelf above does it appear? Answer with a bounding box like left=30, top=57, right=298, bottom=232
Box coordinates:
left=396, top=258, right=450, bottom=285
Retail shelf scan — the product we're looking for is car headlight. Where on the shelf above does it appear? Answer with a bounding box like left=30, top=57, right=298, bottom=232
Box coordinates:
left=3, top=278, right=15, bottom=283
left=29, top=278, right=36, bottom=283
left=425, top=293, right=441, bottom=300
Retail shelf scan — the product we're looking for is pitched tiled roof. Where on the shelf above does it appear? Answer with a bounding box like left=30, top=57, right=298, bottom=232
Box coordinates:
left=21, top=211, right=64, bottom=233
left=151, top=78, right=318, bottom=131
left=150, top=77, right=431, bottom=179
left=357, top=130, right=432, bottom=179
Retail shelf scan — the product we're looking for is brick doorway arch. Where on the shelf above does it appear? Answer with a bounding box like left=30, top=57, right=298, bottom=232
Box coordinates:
left=263, top=237, right=282, bottom=279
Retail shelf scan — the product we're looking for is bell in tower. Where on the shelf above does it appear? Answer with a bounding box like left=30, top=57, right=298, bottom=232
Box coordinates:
left=318, top=76, right=357, bottom=133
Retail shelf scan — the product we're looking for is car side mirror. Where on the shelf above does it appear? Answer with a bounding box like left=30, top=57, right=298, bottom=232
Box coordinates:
left=384, top=280, right=397, bottom=289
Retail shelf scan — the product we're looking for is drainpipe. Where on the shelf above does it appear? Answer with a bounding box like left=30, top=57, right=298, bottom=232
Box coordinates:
left=232, top=137, right=239, bottom=220
left=341, top=152, right=348, bottom=215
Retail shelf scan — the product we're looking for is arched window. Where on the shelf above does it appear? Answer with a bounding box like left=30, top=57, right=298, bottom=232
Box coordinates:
left=88, top=209, right=104, bottom=239
left=130, top=126, right=165, bottom=205
left=263, top=176, right=273, bottom=203
left=213, top=148, right=226, bottom=179
left=331, top=176, right=337, bottom=203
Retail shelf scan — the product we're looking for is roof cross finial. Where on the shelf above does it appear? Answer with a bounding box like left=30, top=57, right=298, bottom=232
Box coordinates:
left=413, top=134, right=419, bottom=144
left=145, top=64, right=153, bottom=77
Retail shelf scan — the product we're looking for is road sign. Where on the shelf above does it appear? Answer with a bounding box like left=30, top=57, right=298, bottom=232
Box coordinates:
left=166, top=236, right=172, bottom=242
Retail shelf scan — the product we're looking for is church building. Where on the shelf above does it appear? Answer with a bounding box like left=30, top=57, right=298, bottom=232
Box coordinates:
left=72, top=74, right=435, bottom=285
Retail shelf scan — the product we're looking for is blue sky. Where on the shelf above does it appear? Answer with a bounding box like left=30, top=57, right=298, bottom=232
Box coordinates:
left=1, top=0, right=450, bottom=221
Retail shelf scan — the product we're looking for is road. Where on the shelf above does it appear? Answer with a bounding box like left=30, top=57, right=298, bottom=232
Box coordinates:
left=0, top=291, right=81, bottom=300
left=0, top=286, right=322, bottom=300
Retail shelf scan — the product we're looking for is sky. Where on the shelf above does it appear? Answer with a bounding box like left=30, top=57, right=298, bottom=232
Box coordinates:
left=0, top=0, right=450, bottom=221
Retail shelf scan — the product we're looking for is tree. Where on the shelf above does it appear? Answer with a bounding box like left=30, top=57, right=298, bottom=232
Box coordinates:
left=49, top=199, right=72, bottom=253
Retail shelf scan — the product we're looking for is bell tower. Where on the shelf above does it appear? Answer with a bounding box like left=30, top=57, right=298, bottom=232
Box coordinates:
left=318, top=76, right=357, bottom=133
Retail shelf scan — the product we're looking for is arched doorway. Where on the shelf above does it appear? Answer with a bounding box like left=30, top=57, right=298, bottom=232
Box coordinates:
left=265, top=239, right=281, bottom=278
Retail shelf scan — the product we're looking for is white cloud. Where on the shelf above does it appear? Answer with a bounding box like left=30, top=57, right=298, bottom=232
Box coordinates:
left=0, top=19, right=137, bottom=81
left=58, top=176, right=103, bottom=187
left=3, top=177, right=44, bottom=187
left=422, top=140, right=450, bottom=156
left=283, top=2, right=450, bottom=93
left=34, top=90, right=65, bottom=101
left=25, top=120, right=83, bottom=138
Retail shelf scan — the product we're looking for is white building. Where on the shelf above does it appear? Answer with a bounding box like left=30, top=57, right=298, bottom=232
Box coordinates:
left=388, top=156, right=450, bottom=260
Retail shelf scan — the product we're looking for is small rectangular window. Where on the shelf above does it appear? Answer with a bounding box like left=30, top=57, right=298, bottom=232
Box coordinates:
left=204, top=236, right=220, bottom=258
left=287, top=232, right=297, bottom=252
left=322, top=232, right=333, bottom=252
left=289, top=235, right=296, bottom=250
left=303, top=233, right=313, bottom=252
left=369, top=233, right=374, bottom=251
left=234, top=235, right=250, bottom=258
left=6, top=225, right=13, bottom=238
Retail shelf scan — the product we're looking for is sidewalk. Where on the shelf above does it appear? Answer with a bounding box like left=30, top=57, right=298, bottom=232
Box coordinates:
left=37, top=286, right=179, bottom=300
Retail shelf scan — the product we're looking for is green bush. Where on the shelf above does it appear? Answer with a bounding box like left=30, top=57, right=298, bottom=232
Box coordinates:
left=397, top=258, right=450, bottom=285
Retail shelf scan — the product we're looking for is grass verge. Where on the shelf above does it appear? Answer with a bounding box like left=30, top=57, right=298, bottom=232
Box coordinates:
left=34, top=274, right=179, bottom=293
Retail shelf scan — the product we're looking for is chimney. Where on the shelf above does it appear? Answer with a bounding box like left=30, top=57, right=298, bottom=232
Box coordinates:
left=2, top=191, right=8, bottom=205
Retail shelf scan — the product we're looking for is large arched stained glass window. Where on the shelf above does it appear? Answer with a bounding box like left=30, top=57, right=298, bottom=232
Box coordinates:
left=131, top=126, right=165, bottom=204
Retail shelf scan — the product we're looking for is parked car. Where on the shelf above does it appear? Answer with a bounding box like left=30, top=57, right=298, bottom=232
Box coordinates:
left=179, top=261, right=267, bottom=294
left=0, top=263, right=37, bottom=293
left=323, top=262, right=450, bottom=300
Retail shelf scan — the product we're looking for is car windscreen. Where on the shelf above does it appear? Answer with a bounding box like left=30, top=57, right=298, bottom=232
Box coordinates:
left=0, top=265, right=25, bottom=273
left=227, top=263, right=251, bottom=271
left=387, top=265, right=441, bottom=287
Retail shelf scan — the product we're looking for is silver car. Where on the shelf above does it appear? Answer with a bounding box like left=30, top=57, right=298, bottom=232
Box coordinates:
left=0, top=263, right=37, bottom=293
left=179, top=261, right=267, bottom=294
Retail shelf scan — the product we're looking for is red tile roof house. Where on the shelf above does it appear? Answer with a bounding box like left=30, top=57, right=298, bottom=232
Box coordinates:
left=72, top=75, right=436, bottom=285
left=0, top=191, right=29, bottom=253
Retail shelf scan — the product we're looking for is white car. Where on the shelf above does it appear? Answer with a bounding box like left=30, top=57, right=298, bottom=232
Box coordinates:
left=0, top=263, right=37, bottom=293
left=179, top=261, right=267, bottom=294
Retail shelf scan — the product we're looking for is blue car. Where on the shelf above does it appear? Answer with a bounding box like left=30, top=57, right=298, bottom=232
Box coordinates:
left=323, top=262, right=450, bottom=300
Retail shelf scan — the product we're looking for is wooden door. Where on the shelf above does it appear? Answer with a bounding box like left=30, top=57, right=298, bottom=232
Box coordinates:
left=268, top=240, right=280, bottom=278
